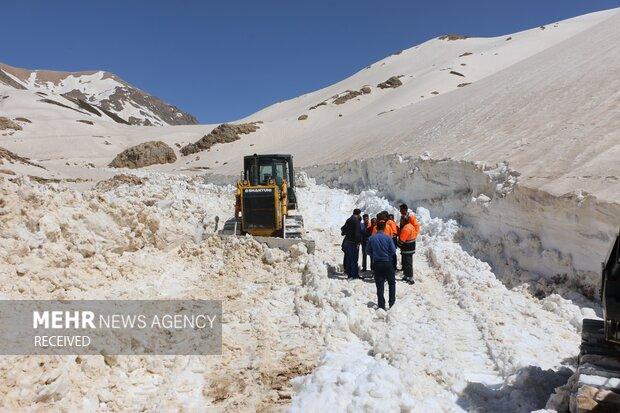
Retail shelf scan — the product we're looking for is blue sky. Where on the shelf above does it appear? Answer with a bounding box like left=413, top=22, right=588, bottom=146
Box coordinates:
left=1, top=1, right=617, bottom=123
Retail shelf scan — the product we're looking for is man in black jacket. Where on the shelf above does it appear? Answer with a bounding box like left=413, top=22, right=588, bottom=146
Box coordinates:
left=361, top=214, right=371, bottom=272
left=341, top=208, right=362, bottom=279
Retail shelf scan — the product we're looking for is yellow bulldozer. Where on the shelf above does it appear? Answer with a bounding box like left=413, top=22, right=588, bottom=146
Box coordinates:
left=218, top=154, right=315, bottom=253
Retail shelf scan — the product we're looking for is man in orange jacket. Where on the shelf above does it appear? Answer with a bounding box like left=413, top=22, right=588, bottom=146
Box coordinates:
left=398, top=204, right=420, bottom=284
left=387, top=213, right=399, bottom=270
left=371, top=211, right=399, bottom=271
left=372, top=211, right=388, bottom=235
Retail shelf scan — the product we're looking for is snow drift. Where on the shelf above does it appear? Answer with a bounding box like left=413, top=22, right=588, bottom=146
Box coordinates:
left=0, top=172, right=593, bottom=411
left=303, top=155, right=620, bottom=298
left=0, top=174, right=322, bottom=410
left=290, top=180, right=589, bottom=412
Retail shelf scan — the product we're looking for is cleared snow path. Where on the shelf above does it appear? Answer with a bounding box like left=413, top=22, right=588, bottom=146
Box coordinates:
left=292, top=178, right=589, bottom=412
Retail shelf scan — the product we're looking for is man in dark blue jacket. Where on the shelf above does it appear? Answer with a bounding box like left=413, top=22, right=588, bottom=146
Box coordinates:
left=341, top=209, right=362, bottom=279
left=366, top=220, right=397, bottom=309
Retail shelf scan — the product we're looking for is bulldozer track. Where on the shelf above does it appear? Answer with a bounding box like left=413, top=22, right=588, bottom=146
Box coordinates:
left=572, top=318, right=620, bottom=412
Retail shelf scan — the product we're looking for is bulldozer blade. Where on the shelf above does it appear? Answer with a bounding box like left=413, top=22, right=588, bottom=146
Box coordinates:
left=217, top=217, right=315, bottom=254
left=217, top=233, right=315, bottom=254
left=253, top=236, right=315, bottom=254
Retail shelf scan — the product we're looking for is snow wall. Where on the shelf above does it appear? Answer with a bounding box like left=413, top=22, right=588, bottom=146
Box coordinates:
left=302, top=154, right=620, bottom=298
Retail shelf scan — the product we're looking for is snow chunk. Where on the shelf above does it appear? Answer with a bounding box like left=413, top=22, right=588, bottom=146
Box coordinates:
left=291, top=342, right=415, bottom=412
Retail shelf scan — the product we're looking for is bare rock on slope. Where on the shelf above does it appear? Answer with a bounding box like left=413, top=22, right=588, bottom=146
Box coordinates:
left=333, top=90, right=362, bottom=105
left=298, top=114, right=308, bottom=121
left=180, top=122, right=261, bottom=156
left=0, top=70, right=26, bottom=89
left=309, top=101, right=327, bottom=110
left=377, top=76, right=403, bottom=89
left=88, top=85, right=198, bottom=126
left=439, top=34, right=469, bottom=41
left=0, top=62, right=198, bottom=126
left=0, top=146, right=44, bottom=168
left=109, top=141, right=177, bottom=169
left=0, top=117, right=22, bottom=131
left=94, top=174, right=144, bottom=192
left=333, top=86, right=372, bottom=105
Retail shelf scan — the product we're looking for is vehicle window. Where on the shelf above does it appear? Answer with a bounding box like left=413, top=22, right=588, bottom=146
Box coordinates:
left=259, top=165, right=273, bottom=184
left=248, top=165, right=257, bottom=183
left=275, top=163, right=286, bottom=185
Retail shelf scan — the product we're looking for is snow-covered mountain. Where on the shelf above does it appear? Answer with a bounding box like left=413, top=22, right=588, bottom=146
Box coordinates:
left=0, top=62, right=197, bottom=126
left=230, top=8, right=619, bottom=201
left=1, top=8, right=620, bottom=411
left=243, top=11, right=609, bottom=124
left=0, top=8, right=618, bottom=203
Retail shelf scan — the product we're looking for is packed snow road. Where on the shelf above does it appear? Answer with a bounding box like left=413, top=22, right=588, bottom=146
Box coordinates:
left=294, top=179, right=587, bottom=412
left=0, top=172, right=595, bottom=412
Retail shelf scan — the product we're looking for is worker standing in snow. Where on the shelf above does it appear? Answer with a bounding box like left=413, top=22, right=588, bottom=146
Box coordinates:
left=369, top=217, right=377, bottom=234
left=387, top=213, right=399, bottom=270
left=367, top=220, right=397, bottom=309
left=361, top=214, right=371, bottom=272
left=341, top=208, right=362, bottom=279
left=373, top=211, right=390, bottom=234
left=398, top=204, right=420, bottom=284
left=367, top=217, right=377, bottom=270
left=371, top=212, right=382, bottom=235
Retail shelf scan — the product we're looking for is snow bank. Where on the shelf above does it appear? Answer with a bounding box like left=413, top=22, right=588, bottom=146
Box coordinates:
left=304, top=154, right=620, bottom=299
left=291, top=342, right=415, bottom=412
left=0, top=172, right=596, bottom=411
left=291, top=180, right=587, bottom=411
left=0, top=174, right=323, bottom=410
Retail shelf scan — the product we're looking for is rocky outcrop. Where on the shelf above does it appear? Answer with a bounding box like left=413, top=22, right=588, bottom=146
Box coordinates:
left=0, top=146, right=44, bottom=168
left=39, top=98, right=85, bottom=114
left=377, top=76, right=403, bottom=89
left=108, top=141, right=177, bottom=169
left=0, top=69, right=26, bottom=89
left=309, top=101, right=327, bottom=110
left=180, top=122, right=261, bottom=156
left=92, top=85, right=198, bottom=126
left=94, top=174, right=144, bottom=192
left=0, top=117, right=22, bottom=131
left=298, top=114, right=308, bottom=121
left=333, top=86, right=371, bottom=105
left=439, top=34, right=469, bottom=41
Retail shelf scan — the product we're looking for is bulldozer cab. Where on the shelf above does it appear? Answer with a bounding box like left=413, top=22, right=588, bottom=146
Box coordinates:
left=244, top=154, right=297, bottom=209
